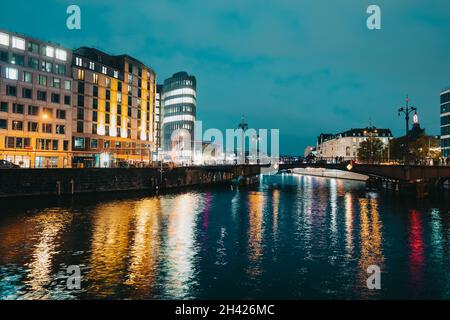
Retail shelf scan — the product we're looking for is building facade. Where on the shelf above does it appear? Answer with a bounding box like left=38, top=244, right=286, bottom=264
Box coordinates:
left=154, top=84, right=162, bottom=153
left=317, top=127, right=392, bottom=162
left=71, top=47, right=156, bottom=167
left=161, top=71, right=196, bottom=163
left=0, top=30, right=73, bottom=168
left=441, top=88, right=450, bottom=158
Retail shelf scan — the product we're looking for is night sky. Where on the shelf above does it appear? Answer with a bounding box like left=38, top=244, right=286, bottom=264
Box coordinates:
left=1, top=0, right=449, bottom=154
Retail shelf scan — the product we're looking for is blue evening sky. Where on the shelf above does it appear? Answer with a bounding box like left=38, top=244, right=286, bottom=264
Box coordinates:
left=1, top=0, right=449, bottom=154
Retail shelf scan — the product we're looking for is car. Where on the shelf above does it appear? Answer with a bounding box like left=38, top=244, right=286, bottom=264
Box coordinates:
left=0, top=160, right=20, bottom=168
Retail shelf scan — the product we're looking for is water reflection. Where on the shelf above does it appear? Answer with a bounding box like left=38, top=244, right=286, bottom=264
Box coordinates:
left=162, top=194, right=201, bottom=299
left=357, top=196, right=384, bottom=296
left=247, top=192, right=264, bottom=278
left=0, top=175, right=449, bottom=299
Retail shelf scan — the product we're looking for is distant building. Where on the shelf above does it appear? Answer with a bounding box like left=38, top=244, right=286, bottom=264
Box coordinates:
left=0, top=29, right=73, bottom=168
left=161, top=71, right=196, bottom=163
left=317, top=127, right=392, bottom=161
left=441, top=87, right=450, bottom=158
left=154, top=84, right=162, bottom=154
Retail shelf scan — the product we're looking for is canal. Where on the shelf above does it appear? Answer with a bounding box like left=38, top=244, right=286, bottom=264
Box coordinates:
left=0, top=173, right=449, bottom=299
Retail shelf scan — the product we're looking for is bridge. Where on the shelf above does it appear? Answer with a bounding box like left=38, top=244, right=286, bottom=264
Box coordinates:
left=279, top=163, right=450, bottom=197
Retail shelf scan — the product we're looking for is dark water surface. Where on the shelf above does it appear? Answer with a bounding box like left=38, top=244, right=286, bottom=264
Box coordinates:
left=0, top=174, right=449, bottom=299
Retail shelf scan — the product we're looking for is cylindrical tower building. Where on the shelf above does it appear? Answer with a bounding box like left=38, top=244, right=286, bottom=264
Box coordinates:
left=161, top=71, right=196, bottom=163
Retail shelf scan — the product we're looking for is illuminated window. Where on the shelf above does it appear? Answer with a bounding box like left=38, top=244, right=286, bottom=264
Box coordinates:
left=55, top=48, right=67, bottom=61
left=77, top=69, right=85, bottom=80
left=93, top=73, right=99, bottom=84
left=0, top=32, right=9, bottom=46
left=6, top=67, right=18, bottom=80
left=45, top=46, right=54, bottom=58
left=12, top=36, right=25, bottom=50
left=113, top=70, right=118, bottom=78
left=89, top=61, right=95, bottom=70
left=75, top=57, right=82, bottom=66
left=102, top=66, right=107, bottom=74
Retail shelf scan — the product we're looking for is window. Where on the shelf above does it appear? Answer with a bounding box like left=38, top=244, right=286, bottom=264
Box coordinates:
left=92, top=123, right=97, bottom=134
left=76, top=57, right=82, bottom=66
left=38, top=75, right=47, bottom=86
left=6, top=86, right=17, bottom=96
left=63, top=140, right=69, bottom=151
left=64, top=80, right=71, bottom=91
left=42, top=61, right=53, bottom=73
left=77, top=121, right=84, bottom=133
left=114, top=70, right=118, bottom=78
left=0, top=102, right=8, bottom=112
left=106, top=78, right=111, bottom=88
left=22, top=88, right=32, bottom=99
left=77, top=69, right=84, bottom=80
left=37, top=91, right=47, bottom=101
left=93, top=73, right=99, bottom=84
left=106, top=101, right=110, bottom=112
left=77, top=95, right=84, bottom=107
left=106, top=90, right=110, bottom=100
left=89, top=61, right=95, bottom=70
left=0, top=32, right=9, bottom=46
left=51, top=93, right=60, bottom=103
left=6, top=67, right=18, bottom=80
left=74, top=137, right=85, bottom=148
left=52, top=140, right=58, bottom=150
left=77, top=108, right=84, bottom=120
left=42, top=123, right=52, bottom=133
left=56, top=109, right=66, bottom=119
left=45, top=46, right=54, bottom=58
left=102, top=66, right=107, bottom=74
left=93, top=111, right=98, bottom=122
left=93, top=98, right=98, bottom=109
left=12, top=36, right=25, bottom=50
left=28, top=105, right=39, bottom=116
left=28, top=58, right=39, bottom=70
left=0, top=119, right=7, bottom=129
left=12, top=120, right=23, bottom=131
left=27, top=122, right=38, bottom=132
left=53, top=78, right=61, bottom=88
left=23, top=71, right=32, bottom=83
left=91, top=139, right=98, bottom=149
left=43, top=107, right=52, bottom=119
left=0, top=50, right=8, bottom=62
left=64, top=95, right=71, bottom=105
left=78, top=82, right=85, bottom=94
left=55, top=48, right=67, bottom=61
left=11, top=53, right=24, bottom=66
left=28, top=42, right=40, bottom=54
left=56, top=125, right=65, bottom=134
left=55, top=64, right=66, bottom=75
left=93, top=86, right=98, bottom=97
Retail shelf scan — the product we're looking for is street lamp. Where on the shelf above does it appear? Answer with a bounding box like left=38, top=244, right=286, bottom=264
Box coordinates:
left=238, top=116, right=248, bottom=164
left=398, top=95, right=417, bottom=165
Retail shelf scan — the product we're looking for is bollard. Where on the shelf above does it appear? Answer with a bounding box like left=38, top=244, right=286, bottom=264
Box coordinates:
left=56, top=181, right=61, bottom=196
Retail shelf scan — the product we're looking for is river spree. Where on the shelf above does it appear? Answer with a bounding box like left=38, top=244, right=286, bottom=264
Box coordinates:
left=0, top=174, right=449, bottom=299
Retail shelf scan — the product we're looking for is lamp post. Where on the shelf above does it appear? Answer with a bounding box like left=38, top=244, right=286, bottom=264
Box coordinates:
left=398, top=95, right=417, bottom=165
left=238, top=116, right=248, bottom=164
left=363, top=126, right=378, bottom=164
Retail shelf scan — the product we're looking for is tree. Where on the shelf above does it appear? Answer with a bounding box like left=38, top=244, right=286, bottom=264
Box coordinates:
left=357, top=138, right=384, bottom=163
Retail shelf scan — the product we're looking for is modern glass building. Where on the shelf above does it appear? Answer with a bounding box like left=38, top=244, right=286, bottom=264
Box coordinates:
left=441, top=88, right=450, bottom=158
left=161, top=71, right=196, bottom=163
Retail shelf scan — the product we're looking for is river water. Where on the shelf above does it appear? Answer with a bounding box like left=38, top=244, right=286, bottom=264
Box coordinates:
left=0, top=174, right=449, bottom=299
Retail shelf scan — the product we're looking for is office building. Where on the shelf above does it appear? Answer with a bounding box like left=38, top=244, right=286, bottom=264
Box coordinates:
left=0, top=29, right=73, bottom=168
left=161, top=71, right=196, bottom=163
left=71, top=47, right=156, bottom=167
